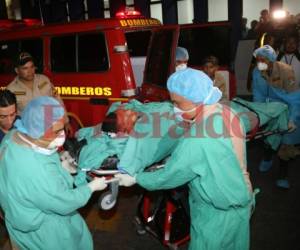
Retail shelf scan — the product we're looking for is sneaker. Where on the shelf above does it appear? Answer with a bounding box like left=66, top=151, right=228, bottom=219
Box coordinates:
left=258, top=160, right=273, bottom=172
left=276, top=179, right=290, bottom=189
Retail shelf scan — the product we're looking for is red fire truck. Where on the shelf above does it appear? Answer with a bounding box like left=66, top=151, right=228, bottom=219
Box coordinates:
left=0, top=12, right=160, bottom=129
left=0, top=13, right=234, bottom=129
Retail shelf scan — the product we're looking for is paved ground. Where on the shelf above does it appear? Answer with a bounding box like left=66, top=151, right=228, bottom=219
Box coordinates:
left=1, top=140, right=300, bottom=250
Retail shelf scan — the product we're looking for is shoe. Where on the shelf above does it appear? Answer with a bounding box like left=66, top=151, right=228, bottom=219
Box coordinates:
left=258, top=160, right=273, bottom=172
left=276, top=179, right=290, bottom=189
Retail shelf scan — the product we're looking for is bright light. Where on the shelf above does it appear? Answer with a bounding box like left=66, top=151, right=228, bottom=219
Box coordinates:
left=115, top=7, right=142, bottom=18
left=272, top=10, right=287, bottom=19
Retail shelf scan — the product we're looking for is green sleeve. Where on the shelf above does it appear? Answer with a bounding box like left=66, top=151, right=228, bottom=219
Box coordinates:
left=136, top=139, right=199, bottom=190
left=26, top=161, right=92, bottom=216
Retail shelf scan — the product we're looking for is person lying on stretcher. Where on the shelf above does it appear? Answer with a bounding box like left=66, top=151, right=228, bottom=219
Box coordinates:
left=59, top=95, right=292, bottom=181
left=59, top=108, right=140, bottom=174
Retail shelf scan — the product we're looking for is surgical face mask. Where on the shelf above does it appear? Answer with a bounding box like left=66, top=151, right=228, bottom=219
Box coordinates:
left=175, top=64, right=187, bottom=72
left=48, top=131, right=66, bottom=149
left=173, top=106, right=197, bottom=123
left=18, top=133, right=58, bottom=155
left=257, top=62, right=268, bottom=71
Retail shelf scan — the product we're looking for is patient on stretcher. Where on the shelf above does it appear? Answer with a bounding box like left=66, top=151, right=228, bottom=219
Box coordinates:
left=60, top=108, right=140, bottom=175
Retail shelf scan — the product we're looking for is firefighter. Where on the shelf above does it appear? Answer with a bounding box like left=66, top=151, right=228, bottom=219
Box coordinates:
left=7, top=52, right=70, bottom=131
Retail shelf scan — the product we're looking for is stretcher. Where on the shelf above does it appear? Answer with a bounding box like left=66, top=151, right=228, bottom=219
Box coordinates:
left=61, top=138, right=121, bottom=210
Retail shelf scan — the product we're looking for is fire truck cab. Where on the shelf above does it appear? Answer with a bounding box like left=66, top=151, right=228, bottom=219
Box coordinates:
left=0, top=13, right=160, bottom=128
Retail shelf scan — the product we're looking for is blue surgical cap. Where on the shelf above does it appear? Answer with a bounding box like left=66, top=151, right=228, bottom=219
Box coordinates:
left=176, top=47, right=189, bottom=61
left=253, top=45, right=277, bottom=62
left=14, top=96, right=65, bottom=139
left=167, top=68, right=222, bottom=104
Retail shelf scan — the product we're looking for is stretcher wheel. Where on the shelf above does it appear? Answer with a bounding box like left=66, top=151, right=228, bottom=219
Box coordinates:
left=98, top=191, right=116, bottom=210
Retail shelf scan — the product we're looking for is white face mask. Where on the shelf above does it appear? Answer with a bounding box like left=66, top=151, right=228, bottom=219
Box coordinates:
left=48, top=131, right=66, bottom=149
left=18, top=133, right=58, bottom=155
left=175, top=64, right=187, bottom=72
left=173, top=106, right=197, bottom=123
left=257, top=62, right=268, bottom=71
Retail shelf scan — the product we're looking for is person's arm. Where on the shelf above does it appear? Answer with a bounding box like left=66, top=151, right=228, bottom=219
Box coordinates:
left=26, top=160, right=93, bottom=215
left=252, top=68, right=267, bottom=102
left=136, top=139, right=199, bottom=190
left=214, top=73, right=228, bottom=100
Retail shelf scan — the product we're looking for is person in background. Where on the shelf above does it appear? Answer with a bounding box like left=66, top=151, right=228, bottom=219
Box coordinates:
left=0, top=89, right=17, bottom=143
left=247, top=20, right=259, bottom=39
left=263, top=33, right=278, bottom=52
left=247, top=33, right=278, bottom=92
left=277, top=34, right=300, bottom=86
left=7, top=52, right=70, bottom=132
left=116, top=68, right=254, bottom=250
left=0, top=96, right=107, bottom=249
left=202, top=55, right=228, bottom=100
left=252, top=45, right=300, bottom=189
left=252, top=45, right=298, bottom=96
left=241, top=17, right=249, bottom=39
left=255, top=9, right=273, bottom=36
left=175, top=47, right=189, bottom=71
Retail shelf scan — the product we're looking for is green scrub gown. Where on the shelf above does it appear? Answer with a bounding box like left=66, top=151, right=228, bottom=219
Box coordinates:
left=136, top=104, right=253, bottom=250
left=0, top=131, right=93, bottom=250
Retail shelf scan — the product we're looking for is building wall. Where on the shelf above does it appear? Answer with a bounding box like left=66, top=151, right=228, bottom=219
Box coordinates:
left=283, top=0, right=300, bottom=15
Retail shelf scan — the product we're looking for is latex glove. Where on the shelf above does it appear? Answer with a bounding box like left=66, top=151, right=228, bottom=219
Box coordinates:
left=115, top=173, right=136, bottom=187
left=288, top=120, right=297, bottom=132
left=60, top=151, right=77, bottom=174
left=88, top=177, right=108, bottom=192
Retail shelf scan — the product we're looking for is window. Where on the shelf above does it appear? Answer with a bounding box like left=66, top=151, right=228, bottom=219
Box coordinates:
left=51, top=35, right=76, bottom=72
left=0, top=38, right=43, bottom=74
left=21, top=39, right=43, bottom=71
left=243, top=0, right=269, bottom=28
left=78, top=33, right=108, bottom=72
left=126, top=0, right=134, bottom=5
left=283, top=0, right=300, bottom=15
left=208, top=0, right=228, bottom=22
left=150, top=3, right=163, bottom=23
left=177, top=0, right=194, bottom=24
left=179, top=25, right=231, bottom=66
left=51, top=32, right=108, bottom=72
left=144, top=29, right=174, bottom=87
left=0, top=41, right=18, bottom=74
left=125, top=30, right=152, bottom=57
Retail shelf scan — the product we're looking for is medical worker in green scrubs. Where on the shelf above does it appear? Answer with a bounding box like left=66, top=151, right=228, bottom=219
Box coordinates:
left=0, top=96, right=107, bottom=250
left=116, top=68, right=254, bottom=250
